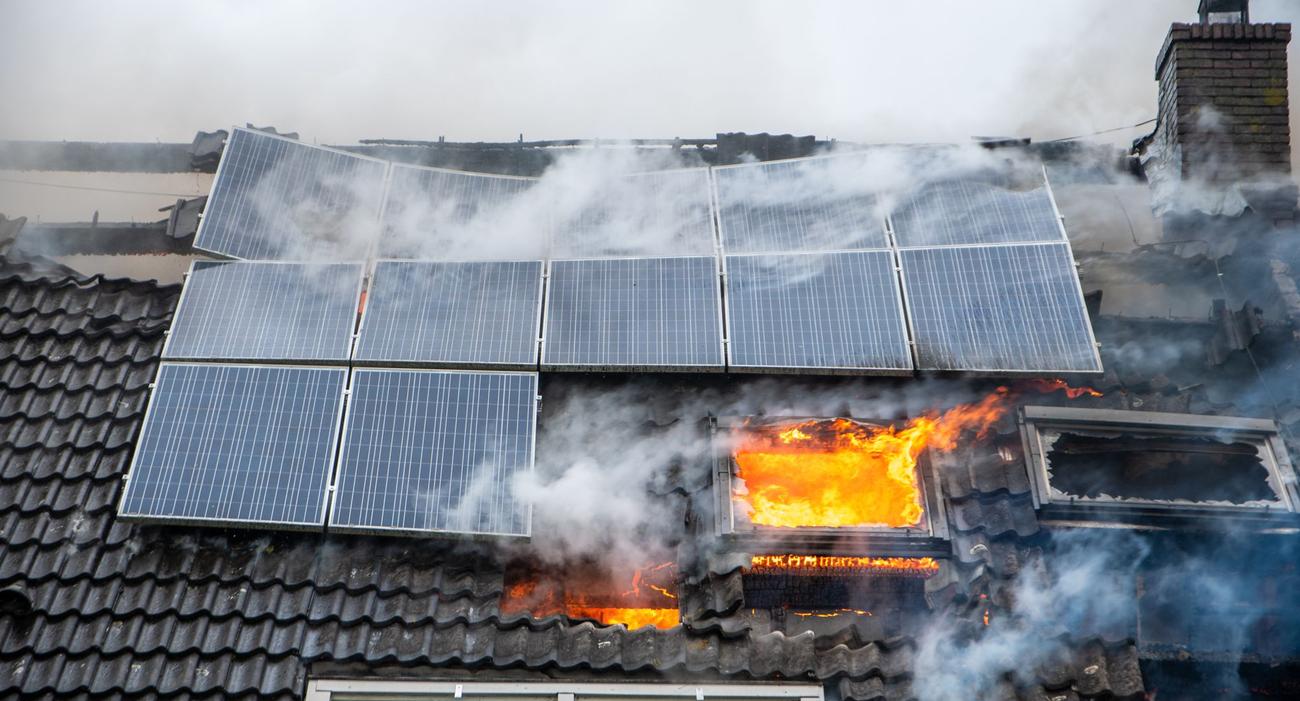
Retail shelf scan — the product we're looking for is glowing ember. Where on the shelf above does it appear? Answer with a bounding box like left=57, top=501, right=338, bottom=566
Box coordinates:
left=732, top=380, right=1102, bottom=530
left=749, top=554, right=940, bottom=577
left=501, top=562, right=679, bottom=630
left=792, top=608, right=873, bottom=618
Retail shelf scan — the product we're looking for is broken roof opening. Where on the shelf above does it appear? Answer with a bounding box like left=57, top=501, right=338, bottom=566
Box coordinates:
left=500, top=561, right=681, bottom=631
left=1022, top=406, right=1300, bottom=525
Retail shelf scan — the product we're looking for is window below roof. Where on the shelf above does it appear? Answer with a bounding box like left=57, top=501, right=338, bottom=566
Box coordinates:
left=1020, top=406, right=1300, bottom=526
left=305, top=680, right=825, bottom=701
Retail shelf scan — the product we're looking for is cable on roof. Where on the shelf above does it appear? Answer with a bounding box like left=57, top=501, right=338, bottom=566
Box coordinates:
left=0, top=175, right=200, bottom=198
left=1042, top=118, right=1157, bottom=144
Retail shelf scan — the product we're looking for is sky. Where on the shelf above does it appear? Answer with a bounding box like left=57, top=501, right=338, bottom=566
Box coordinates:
left=1, top=0, right=1298, bottom=150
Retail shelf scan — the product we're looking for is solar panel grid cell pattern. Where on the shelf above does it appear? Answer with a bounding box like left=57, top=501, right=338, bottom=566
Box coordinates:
left=714, top=159, right=888, bottom=253
left=195, top=128, right=388, bottom=260
left=380, top=166, right=538, bottom=258
left=553, top=169, right=715, bottom=257
left=164, top=261, right=361, bottom=363
left=725, top=251, right=912, bottom=371
left=891, top=179, right=1063, bottom=248
left=120, top=364, right=345, bottom=527
left=543, top=257, right=723, bottom=369
left=356, top=260, right=542, bottom=367
left=332, top=370, right=535, bottom=536
left=899, top=243, right=1100, bottom=372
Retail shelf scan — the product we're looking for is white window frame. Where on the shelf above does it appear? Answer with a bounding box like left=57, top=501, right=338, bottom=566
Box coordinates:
left=306, top=680, right=824, bottom=701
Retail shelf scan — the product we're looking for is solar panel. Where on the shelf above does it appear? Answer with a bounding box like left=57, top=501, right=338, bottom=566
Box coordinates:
left=724, top=251, right=912, bottom=372
left=355, top=260, right=543, bottom=368
left=551, top=168, right=715, bottom=257
left=890, top=176, right=1064, bottom=248
left=163, top=261, right=363, bottom=363
left=118, top=363, right=346, bottom=528
left=713, top=155, right=889, bottom=254
left=898, top=243, right=1101, bottom=372
left=330, top=369, right=537, bottom=537
left=380, top=164, right=542, bottom=259
left=542, top=256, right=724, bottom=371
left=194, top=127, right=389, bottom=260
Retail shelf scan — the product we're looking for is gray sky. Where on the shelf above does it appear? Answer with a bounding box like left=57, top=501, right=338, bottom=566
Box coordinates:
left=1, top=0, right=1298, bottom=148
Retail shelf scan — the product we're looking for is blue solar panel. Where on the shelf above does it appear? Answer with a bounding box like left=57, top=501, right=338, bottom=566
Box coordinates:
left=542, top=256, right=724, bottom=370
left=724, top=251, right=912, bottom=372
left=330, top=369, right=537, bottom=537
left=355, top=260, right=543, bottom=368
left=380, top=164, right=541, bottom=259
left=118, top=363, right=346, bottom=528
left=714, top=155, right=889, bottom=254
left=890, top=176, right=1064, bottom=248
left=194, top=127, right=388, bottom=260
left=898, top=243, right=1101, bottom=372
left=163, top=261, right=362, bottom=363
left=551, top=168, right=715, bottom=257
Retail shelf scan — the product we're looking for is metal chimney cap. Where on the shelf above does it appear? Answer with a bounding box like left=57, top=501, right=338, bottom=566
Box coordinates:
left=1198, top=0, right=1249, bottom=24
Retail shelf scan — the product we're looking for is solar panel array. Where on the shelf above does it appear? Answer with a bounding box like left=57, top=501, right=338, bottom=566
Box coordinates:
left=119, top=364, right=347, bottom=528
left=194, top=127, right=389, bottom=261
left=331, top=369, right=536, bottom=536
left=125, top=140, right=1102, bottom=538
left=725, top=251, right=911, bottom=372
left=164, top=261, right=363, bottom=363
left=543, top=256, right=724, bottom=370
left=355, top=260, right=543, bottom=368
left=380, top=164, right=540, bottom=259
left=713, top=155, right=889, bottom=253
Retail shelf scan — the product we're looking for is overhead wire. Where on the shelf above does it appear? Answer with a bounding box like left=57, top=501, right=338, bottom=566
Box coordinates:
left=1042, top=117, right=1157, bottom=143
left=0, top=175, right=202, bottom=198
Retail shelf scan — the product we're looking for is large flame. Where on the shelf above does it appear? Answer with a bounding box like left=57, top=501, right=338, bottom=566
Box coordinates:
left=732, top=381, right=1100, bottom=529
left=502, top=562, right=679, bottom=630
left=749, top=554, right=940, bottom=577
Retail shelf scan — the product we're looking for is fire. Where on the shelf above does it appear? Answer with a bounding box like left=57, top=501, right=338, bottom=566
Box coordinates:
left=1023, top=378, right=1103, bottom=399
left=792, top=608, right=873, bottom=618
left=501, top=562, right=679, bottom=630
left=732, top=380, right=1101, bottom=529
left=749, top=554, right=940, bottom=577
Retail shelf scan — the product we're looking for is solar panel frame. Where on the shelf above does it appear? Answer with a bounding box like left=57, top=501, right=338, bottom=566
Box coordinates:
left=888, top=166, right=1068, bottom=249
left=540, top=255, right=726, bottom=372
left=896, top=241, right=1103, bottom=374
left=721, top=249, right=914, bottom=375
left=117, top=362, right=348, bottom=530
left=192, top=126, right=391, bottom=261
left=328, top=368, right=539, bottom=539
left=161, top=260, right=364, bottom=365
left=378, top=163, right=543, bottom=260
left=352, top=259, right=545, bottom=370
left=550, top=166, right=718, bottom=258
left=712, top=153, right=891, bottom=255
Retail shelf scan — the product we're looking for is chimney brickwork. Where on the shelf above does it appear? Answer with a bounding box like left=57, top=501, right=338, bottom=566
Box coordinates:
left=1145, top=22, right=1296, bottom=225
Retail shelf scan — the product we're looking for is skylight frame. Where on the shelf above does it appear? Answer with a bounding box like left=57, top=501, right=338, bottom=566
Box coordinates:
left=710, top=416, right=951, bottom=557
left=1020, top=405, right=1300, bottom=527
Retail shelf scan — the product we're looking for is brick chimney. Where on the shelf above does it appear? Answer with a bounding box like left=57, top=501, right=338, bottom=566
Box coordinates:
left=1139, top=10, right=1296, bottom=227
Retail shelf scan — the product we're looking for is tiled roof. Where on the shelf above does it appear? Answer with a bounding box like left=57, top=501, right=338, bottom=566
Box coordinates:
left=0, top=259, right=1147, bottom=700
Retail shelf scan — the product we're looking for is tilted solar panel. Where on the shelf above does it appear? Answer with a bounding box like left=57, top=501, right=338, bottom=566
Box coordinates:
left=542, top=256, right=724, bottom=371
left=194, top=127, right=389, bottom=260
left=714, top=155, right=889, bottom=254
left=330, top=369, right=537, bottom=537
left=898, top=242, right=1101, bottom=372
left=355, top=260, right=543, bottom=368
left=724, top=251, right=912, bottom=373
left=380, top=164, right=542, bottom=259
left=890, top=176, right=1064, bottom=248
left=163, top=261, right=363, bottom=364
left=551, top=168, right=716, bottom=257
left=118, top=363, right=347, bottom=528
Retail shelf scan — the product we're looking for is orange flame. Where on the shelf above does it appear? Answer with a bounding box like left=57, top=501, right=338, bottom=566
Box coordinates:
left=733, top=379, right=1101, bottom=530
left=749, top=554, right=940, bottom=577
left=792, top=608, right=873, bottom=618
left=502, top=563, right=679, bottom=630
left=1022, top=378, right=1103, bottom=399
